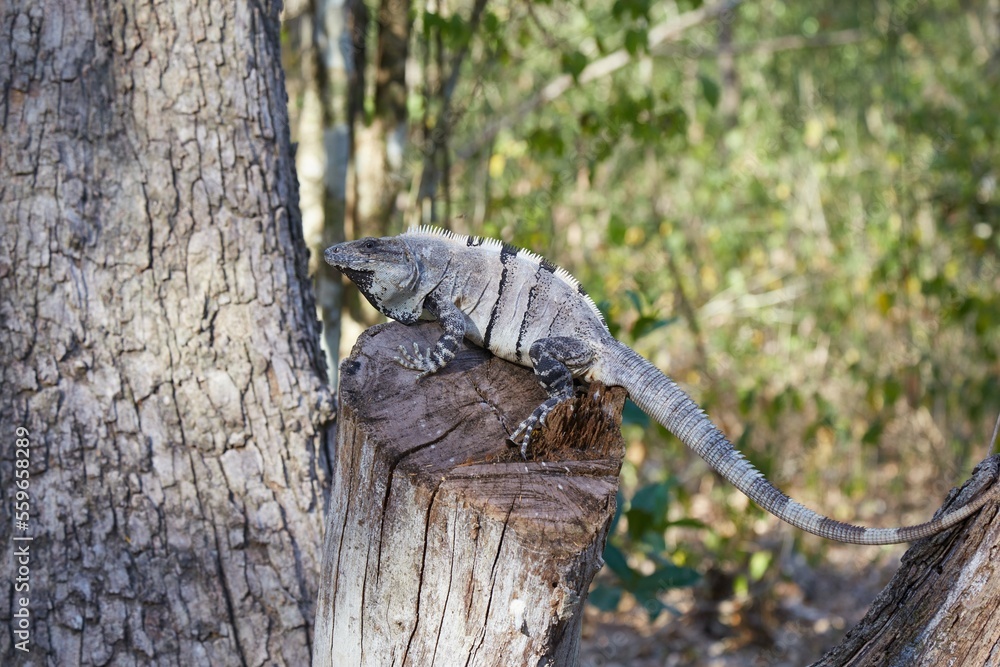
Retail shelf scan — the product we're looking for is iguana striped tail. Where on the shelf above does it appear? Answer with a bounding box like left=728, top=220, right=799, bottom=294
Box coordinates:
left=604, top=342, right=997, bottom=545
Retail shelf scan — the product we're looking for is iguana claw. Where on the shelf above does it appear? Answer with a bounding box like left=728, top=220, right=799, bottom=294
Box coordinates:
left=510, top=400, right=560, bottom=459
left=394, top=342, right=438, bottom=378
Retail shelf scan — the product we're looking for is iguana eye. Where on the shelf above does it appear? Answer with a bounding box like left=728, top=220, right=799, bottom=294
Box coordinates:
left=362, top=240, right=376, bottom=251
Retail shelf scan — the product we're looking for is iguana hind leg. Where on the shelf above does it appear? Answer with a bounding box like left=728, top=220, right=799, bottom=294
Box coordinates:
left=511, top=337, right=595, bottom=458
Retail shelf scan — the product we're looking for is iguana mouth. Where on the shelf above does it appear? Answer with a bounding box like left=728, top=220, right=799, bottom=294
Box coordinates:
left=325, top=247, right=370, bottom=272
left=338, top=266, right=374, bottom=293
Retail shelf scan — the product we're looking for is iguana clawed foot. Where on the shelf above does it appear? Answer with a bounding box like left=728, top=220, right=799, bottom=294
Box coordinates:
left=509, top=397, right=565, bottom=459
left=394, top=342, right=444, bottom=378
left=509, top=415, right=540, bottom=460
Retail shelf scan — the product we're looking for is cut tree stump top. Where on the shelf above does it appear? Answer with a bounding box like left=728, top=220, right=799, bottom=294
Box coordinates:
left=335, top=321, right=626, bottom=548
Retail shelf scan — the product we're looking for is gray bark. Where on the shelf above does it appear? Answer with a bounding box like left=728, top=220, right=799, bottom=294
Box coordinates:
left=1, top=1, right=333, bottom=664
left=313, top=322, right=625, bottom=666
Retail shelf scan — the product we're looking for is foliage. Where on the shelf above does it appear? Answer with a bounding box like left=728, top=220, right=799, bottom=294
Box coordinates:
left=289, top=0, right=1000, bottom=613
left=439, top=0, right=999, bottom=557
left=591, top=480, right=704, bottom=620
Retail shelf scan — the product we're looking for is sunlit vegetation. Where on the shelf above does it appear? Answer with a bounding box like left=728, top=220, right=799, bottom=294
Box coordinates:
left=285, top=0, right=999, bottom=615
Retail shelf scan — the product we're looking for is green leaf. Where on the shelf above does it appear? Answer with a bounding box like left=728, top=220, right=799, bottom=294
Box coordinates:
left=561, top=50, right=588, bottom=81
left=624, top=28, right=647, bottom=56
left=422, top=10, right=444, bottom=31
left=861, top=419, right=884, bottom=446
left=638, top=563, right=700, bottom=591
left=630, top=480, right=672, bottom=520
left=588, top=584, right=623, bottom=611
left=748, top=550, right=772, bottom=582
left=621, top=399, right=650, bottom=428
left=883, top=378, right=902, bottom=405
left=443, top=14, right=471, bottom=50
left=698, top=74, right=720, bottom=108
left=656, top=107, right=688, bottom=138
left=602, top=543, right=636, bottom=584
left=632, top=315, right=677, bottom=340
left=634, top=593, right=667, bottom=620
left=609, top=215, right=629, bottom=246
left=612, top=0, right=651, bottom=20
left=527, top=127, right=565, bottom=156
left=622, top=562, right=700, bottom=620
left=482, top=11, right=500, bottom=34
left=625, top=507, right=652, bottom=541
left=627, top=480, right=677, bottom=541
left=640, top=529, right=667, bottom=552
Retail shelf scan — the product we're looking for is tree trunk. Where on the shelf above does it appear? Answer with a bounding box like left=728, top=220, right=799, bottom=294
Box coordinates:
left=313, top=322, right=625, bottom=666
left=354, top=0, right=411, bottom=232
left=1, top=1, right=332, bottom=664
left=313, top=0, right=367, bottom=379
left=812, top=454, right=1000, bottom=666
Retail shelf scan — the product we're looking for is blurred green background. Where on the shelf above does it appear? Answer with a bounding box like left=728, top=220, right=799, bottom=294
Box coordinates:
left=282, top=0, right=998, bottom=635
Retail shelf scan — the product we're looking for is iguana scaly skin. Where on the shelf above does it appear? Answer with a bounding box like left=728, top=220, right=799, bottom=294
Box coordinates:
left=324, top=226, right=996, bottom=545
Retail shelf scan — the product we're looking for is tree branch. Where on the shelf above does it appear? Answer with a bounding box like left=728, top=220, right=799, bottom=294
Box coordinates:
left=655, top=28, right=866, bottom=59
left=457, top=0, right=743, bottom=159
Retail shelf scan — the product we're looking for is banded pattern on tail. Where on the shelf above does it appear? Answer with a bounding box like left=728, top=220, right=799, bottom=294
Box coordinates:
left=605, top=341, right=996, bottom=545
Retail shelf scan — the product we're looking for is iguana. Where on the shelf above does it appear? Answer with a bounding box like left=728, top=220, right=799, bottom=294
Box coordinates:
left=324, top=226, right=996, bottom=545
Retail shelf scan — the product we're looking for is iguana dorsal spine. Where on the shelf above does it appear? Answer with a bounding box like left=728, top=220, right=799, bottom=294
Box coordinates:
left=324, top=226, right=996, bottom=545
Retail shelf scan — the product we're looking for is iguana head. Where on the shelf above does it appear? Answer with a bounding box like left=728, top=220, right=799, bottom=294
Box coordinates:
left=324, top=236, right=431, bottom=324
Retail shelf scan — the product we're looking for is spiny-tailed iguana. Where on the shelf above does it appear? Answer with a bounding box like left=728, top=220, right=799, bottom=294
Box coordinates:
left=324, top=226, right=996, bottom=545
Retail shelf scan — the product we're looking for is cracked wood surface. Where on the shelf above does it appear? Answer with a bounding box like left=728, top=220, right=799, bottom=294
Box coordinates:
left=314, top=322, right=626, bottom=667
left=0, top=1, right=333, bottom=664
left=811, top=455, right=1000, bottom=667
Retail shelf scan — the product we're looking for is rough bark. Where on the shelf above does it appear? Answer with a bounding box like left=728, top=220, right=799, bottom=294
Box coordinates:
left=812, top=454, right=1000, bottom=667
left=1, top=1, right=332, bottom=664
left=313, top=322, right=625, bottom=667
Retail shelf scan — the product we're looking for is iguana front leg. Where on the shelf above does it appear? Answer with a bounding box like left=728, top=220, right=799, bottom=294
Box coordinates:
left=511, top=337, right=595, bottom=458
left=394, top=291, right=465, bottom=378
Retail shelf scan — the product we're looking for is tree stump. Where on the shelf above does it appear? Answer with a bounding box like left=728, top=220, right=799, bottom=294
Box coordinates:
left=313, top=322, right=626, bottom=667
left=812, top=454, right=1000, bottom=666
